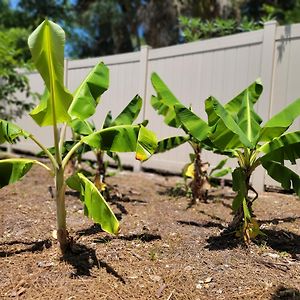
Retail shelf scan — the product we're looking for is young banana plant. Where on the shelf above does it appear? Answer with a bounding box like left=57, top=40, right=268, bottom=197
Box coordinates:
left=0, top=20, right=157, bottom=253
left=175, top=79, right=300, bottom=243
left=151, top=73, right=231, bottom=203
left=70, top=95, right=144, bottom=193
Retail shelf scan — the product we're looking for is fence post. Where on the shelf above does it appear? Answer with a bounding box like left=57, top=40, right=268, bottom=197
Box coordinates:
left=133, top=45, right=151, bottom=172
left=252, top=20, right=278, bottom=192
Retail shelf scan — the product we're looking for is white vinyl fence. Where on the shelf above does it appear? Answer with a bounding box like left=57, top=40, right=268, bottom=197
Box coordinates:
left=14, top=21, right=300, bottom=191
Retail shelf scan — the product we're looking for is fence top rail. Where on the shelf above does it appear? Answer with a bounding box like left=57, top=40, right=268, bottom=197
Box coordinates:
left=276, top=23, right=300, bottom=41
left=67, top=51, right=140, bottom=69
left=148, top=29, right=263, bottom=60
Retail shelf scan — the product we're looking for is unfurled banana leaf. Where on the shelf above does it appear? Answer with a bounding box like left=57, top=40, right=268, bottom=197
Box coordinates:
left=205, top=80, right=263, bottom=150
left=236, top=85, right=262, bottom=145
left=82, top=125, right=157, bottom=161
left=262, top=160, right=300, bottom=197
left=209, top=158, right=231, bottom=178
left=67, top=172, right=119, bottom=234
left=259, top=98, right=300, bottom=142
left=83, top=125, right=139, bottom=151
left=0, top=158, right=49, bottom=188
left=225, top=79, right=263, bottom=121
left=28, top=20, right=73, bottom=126
left=135, top=125, right=158, bottom=161
left=155, top=135, right=189, bottom=154
left=0, top=120, right=29, bottom=144
left=68, top=62, right=109, bottom=120
left=70, top=119, right=94, bottom=136
left=151, top=73, right=183, bottom=128
left=111, top=95, right=142, bottom=126
left=260, top=131, right=300, bottom=164
left=205, top=97, right=253, bottom=149
left=174, top=105, right=210, bottom=142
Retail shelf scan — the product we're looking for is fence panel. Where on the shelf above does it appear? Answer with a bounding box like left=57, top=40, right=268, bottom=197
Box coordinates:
left=12, top=22, right=300, bottom=188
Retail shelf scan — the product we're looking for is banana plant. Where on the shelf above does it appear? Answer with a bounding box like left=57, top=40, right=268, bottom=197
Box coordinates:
left=175, top=79, right=300, bottom=243
left=0, top=20, right=157, bottom=253
left=70, top=95, right=143, bottom=193
left=151, top=73, right=231, bottom=203
left=183, top=155, right=231, bottom=194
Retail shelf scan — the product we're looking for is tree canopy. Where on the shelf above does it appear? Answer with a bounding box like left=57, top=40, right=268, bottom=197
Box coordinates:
left=1, top=0, right=300, bottom=58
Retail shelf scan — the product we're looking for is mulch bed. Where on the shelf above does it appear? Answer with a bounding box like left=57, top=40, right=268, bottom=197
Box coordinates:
left=1, top=164, right=300, bottom=299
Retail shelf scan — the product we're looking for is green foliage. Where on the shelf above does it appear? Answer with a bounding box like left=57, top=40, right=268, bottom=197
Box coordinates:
left=179, top=16, right=263, bottom=43
left=151, top=73, right=230, bottom=203
left=0, top=20, right=157, bottom=253
left=0, top=27, right=34, bottom=121
left=173, top=78, right=299, bottom=242
left=151, top=71, right=299, bottom=242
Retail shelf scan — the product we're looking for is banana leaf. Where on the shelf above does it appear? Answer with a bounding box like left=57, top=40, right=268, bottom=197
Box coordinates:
left=68, top=62, right=109, bottom=120
left=28, top=20, right=73, bottom=126
left=259, top=98, right=300, bottom=142
left=262, top=160, right=300, bottom=196
left=0, top=120, right=29, bottom=144
left=82, top=125, right=157, bottom=161
left=0, top=158, right=48, bottom=188
left=67, top=172, right=119, bottom=234
left=155, top=135, right=189, bottom=154
left=111, top=95, right=142, bottom=126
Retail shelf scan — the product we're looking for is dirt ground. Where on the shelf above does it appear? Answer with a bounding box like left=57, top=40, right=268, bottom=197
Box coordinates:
left=1, top=163, right=300, bottom=300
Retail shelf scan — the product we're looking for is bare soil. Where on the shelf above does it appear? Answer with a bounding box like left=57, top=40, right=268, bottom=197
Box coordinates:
left=1, top=163, right=300, bottom=299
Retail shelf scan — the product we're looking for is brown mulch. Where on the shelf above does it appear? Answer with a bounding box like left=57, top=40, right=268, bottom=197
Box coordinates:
left=1, top=164, right=300, bottom=300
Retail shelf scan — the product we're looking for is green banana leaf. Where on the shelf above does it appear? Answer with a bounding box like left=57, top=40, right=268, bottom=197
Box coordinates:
left=135, top=125, right=158, bottom=161
left=68, top=62, right=109, bottom=120
left=0, top=158, right=47, bottom=188
left=70, top=119, right=94, bottom=136
left=237, top=85, right=262, bottom=145
left=260, top=131, right=300, bottom=164
left=67, top=172, right=119, bottom=234
left=262, top=160, right=300, bottom=197
left=209, top=158, right=231, bottom=177
left=0, top=120, right=29, bottom=144
left=155, top=135, right=189, bottom=154
left=205, top=97, right=253, bottom=149
left=210, top=167, right=232, bottom=178
left=28, top=20, right=73, bottom=126
left=111, top=95, right=142, bottom=126
left=259, top=98, right=300, bottom=142
left=103, top=111, right=113, bottom=129
left=151, top=73, right=183, bottom=128
left=82, top=125, right=157, bottom=161
left=174, top=105, right=210, bottom=142
left=225, top=79, right=263, bottom=121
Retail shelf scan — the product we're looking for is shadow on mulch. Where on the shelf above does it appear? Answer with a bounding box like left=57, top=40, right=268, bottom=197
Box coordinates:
left=158, top=185, right=188, bottom=198
left=0, top=239, right=52, bottom=257
left=205, top=227, right=300, bottom=255
left=271, top=285, right=300, bottom=299
left=260, top=216, right=300, bottom=225
left=94, top=233, right=161, bottom=244
left=177, top=220, right=225, bottom=230
left=63, top=242, right=125, bottom=283
left=111, top=196, right=148, bottom=204
left=77, top=224, right=104, bottom=236
left=255, top=229, right=300, bottom=255
left=205, top=231, right=241, bottom=250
